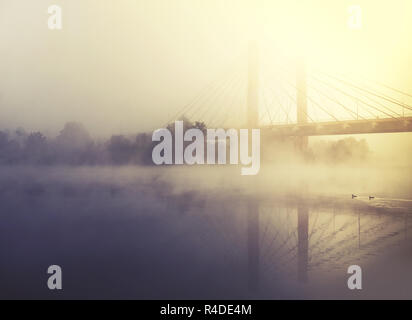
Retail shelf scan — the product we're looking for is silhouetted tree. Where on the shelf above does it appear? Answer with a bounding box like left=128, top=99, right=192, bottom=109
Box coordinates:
left=107, top=135, right=135, bottom=165
left=191, top=121, right=207, bottom=134
left=56, top=122, right=91, bottom=149
left=312, top=137, right=370, bottom=164
left=55, top=122, right=92, bottom=164
left=23, top=132, right=49, bottom=164
left=0, top=120, right=211, bottom=166
left=0, top=131, right=22, bottom=164
left=135, top=133, right=154, bottom=165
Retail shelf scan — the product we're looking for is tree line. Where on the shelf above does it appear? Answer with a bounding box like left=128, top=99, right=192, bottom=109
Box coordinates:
left=0, top=122, right=154, bottom=165
left=0, top=119, right=370, bottom=166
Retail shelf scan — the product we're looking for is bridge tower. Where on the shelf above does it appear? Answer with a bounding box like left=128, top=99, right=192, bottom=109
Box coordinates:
left=247, top=42, right=259, bottom=128
left=296, top=59, right=308, bottom=150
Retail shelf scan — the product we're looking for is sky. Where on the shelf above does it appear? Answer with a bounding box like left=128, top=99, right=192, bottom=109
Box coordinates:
left=0, top=0, right=411, bottom=158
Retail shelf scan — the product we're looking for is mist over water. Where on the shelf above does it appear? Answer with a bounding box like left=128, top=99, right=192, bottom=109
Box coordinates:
left=0, top=159, right=411, bottom=299
left=0, top=0, right=411, bottom=301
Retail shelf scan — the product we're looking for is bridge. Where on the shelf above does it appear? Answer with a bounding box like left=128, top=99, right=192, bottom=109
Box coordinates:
left=264, top=116, right=412, bottom=136
left=165, top=43, right=412, bottom=150
left=162, top=44, right=412, bottom=290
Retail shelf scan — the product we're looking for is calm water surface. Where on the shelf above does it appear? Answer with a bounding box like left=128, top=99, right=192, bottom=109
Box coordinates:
left=0, top=166, right=411, bottom=299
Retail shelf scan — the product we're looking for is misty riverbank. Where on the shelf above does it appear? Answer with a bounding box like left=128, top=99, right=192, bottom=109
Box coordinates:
left=0, top=163, right=411, bottom=201
left=0, top=164, right=411, bottom=299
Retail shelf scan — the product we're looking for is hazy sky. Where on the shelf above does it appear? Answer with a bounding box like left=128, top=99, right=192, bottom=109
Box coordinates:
left=0, top=0, right=411, bottom=155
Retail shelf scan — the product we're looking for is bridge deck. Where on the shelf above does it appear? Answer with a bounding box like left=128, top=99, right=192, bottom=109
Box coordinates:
left=263, top=116, right=412, bottom=136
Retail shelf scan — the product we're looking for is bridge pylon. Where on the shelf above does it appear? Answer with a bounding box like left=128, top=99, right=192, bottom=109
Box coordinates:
left=247, top=42, right=259, bottom=128
left=296, top=59, right=308, bottom=150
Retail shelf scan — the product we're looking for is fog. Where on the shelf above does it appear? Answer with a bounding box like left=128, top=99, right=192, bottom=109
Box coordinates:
left=0, top=119, right=411, bottom=299
left=1, top=0, right=412, bottom=299
left=1, top=0, right=411, bottom=136
left=0, top=161, right=411, bottom=299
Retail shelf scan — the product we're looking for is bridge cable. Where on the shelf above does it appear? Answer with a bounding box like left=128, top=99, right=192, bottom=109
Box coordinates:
left=263, top=60, right=340, bottom=122
left=188, top=71, right=240, bottom=125
left=212, top=72, right=247, bottom=128
left=306, top=80, right=363, bottom=120
left=319, top=72, right=412, bottom=113
left=263, top=73, right=315, bottom=123
left=309, top=75, right=377, bottom=119
left=310, top=75, right=398, bottom=119
left=163, top=71, right=233, bottom=127
left=204, top=70, right=245, bottom=127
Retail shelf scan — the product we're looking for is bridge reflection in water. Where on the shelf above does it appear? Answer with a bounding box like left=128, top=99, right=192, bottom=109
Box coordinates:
left=2, top=165, right=411, bottom=299
left=193, top=194, right=412, bottom=296
left=247, top=201, right=312, bottom=289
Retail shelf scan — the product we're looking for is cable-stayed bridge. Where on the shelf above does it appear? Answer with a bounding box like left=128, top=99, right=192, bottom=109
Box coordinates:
left=161, top=46, right=412, bottom=290
left=165, top=45, right=412, bottom=146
